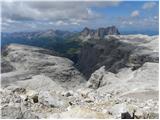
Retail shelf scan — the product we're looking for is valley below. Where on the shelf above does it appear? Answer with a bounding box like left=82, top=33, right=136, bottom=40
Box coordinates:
left=0, top=27, right=159, bottom=119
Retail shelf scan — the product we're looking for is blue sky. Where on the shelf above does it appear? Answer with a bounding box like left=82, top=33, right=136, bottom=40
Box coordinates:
left=1, top=1, right=159, bottom=34
left=90, top=1, right=159, bottom=33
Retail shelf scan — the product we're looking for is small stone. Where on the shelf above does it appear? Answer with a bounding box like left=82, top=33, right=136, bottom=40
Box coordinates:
left=84, top=98, right=94, bottom=103
left=77, top=88, right=93, bottom=98
left=26, top=90, right=38, bottom=98
left=62, top=90, right=73, bottom=97
left=32, top=95, right=38, bottom=103
left=121, top=112, right=132, bottom=119
left=13, top=88, right=26, bottom=94
left=38, top=91, right=69, bottom=108
left=134, top=109, right=144, bottom=119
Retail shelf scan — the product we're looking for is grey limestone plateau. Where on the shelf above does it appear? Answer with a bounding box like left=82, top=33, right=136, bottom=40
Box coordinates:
left=1, top=34, right=159, bottom=119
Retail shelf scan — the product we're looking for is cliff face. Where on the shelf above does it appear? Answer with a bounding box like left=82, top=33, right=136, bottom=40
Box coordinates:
left=96, top=26, right=120, bottom=37
left=79, top=26, right=120, bottom=41
left=77, top=35, right=158, bottom=78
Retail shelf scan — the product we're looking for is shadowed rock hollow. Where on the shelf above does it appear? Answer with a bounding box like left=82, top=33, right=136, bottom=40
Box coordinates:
left=77, top=35, right=158, bottom=78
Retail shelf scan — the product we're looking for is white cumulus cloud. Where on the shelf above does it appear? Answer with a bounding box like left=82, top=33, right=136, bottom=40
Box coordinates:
left=131, top=10, right=140, bottom=17
left=1, top=1, right=121, bottom=32
left=56, top=20, right=68, bottom=26
left=142, top=2, right=157, bottom=9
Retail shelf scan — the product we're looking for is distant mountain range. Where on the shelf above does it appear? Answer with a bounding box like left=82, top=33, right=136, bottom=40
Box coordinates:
left=2, top=26, right=120, bottom=42
left=1, top=26, right=120, bottom=63
left=2, top=29, right=72, bottom=41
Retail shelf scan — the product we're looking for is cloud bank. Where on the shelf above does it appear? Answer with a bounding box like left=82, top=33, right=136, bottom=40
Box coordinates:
left=142, top=2, right=157, bottom=9
left=1, top=1, right=159, bottom=33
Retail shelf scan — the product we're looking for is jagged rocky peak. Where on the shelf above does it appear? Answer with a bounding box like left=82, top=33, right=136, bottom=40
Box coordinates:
left=80, top=27, right=95, bottom=36
left=97, top=26, right=120, bottom=36
left=38, top=29, right=57, bottom=37
left=107, top=26, right=120, bottom=35
left=79, top=26, right=120, bottom=40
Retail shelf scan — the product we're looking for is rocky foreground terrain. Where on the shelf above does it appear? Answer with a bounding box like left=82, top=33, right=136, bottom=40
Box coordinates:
left=1, top=34, right=159, bottom=119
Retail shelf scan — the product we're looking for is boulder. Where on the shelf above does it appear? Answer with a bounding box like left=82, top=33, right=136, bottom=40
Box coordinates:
left=86, top=66, right=105, bottom=89
left=61, top=90, right=74, bottom=97
left=38, top=91, right=69, bottom=108
left=108, top=103, right=129, bottom=118
left=87, top=62, right=158, bottom=100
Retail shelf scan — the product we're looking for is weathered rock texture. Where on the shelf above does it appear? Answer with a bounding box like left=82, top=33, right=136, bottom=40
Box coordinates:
left=78, top=35, right=158, bottom=78
left=1, top=34, right=159, bottom=119
left=79, top=26, right=120, bottom=41
left=1, top=44, right=86, bottom=90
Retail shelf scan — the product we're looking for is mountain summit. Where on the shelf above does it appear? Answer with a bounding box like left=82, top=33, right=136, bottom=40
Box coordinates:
left=80, top=26, right=120, bottom=40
